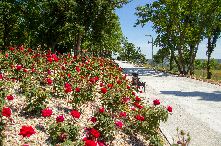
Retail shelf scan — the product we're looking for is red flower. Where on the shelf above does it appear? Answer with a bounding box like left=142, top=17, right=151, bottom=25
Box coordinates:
left=16, top=65, right=21, bottom=70
left=75, top=88, right=80, bottom=92
left=167, top=106, right=172, bottom=112
left=56, top=115, right=64, bottom=123
left=108, top=84, right=113, bottom=88
left=1, top=107, right=11, bottom=117
left=85, top=140, right=97, bottom=146
left=23, top=69, right=27, bottom=73
left=62, top=66, right=65, bottom=70
left=64, top=83, right=71, bottom=88
left=42, top=109, right=52, bottom=117
left=91, top=117, right=97, bottom=123
left=115, top=121, right=123, bottom=129
left=76, top=67, right=80, bottom=72
left=18, top=126, right=36, bottom=138
left=140, top=91, right=142, bottom=93
left=89, top=129, right=100, bottom=138
left=19, top=47, right=23, bottom=50
left=65, top=88, right=72, bottom=93
left=132, top=92, right=135, bottom=95
left=89, top=79, right=94, bottom=83
left=95, top=77, right=99, bottom=82
left=71, top=110, right=80, bottom=119
left=9, top=47, right=13, bottom=51
left=101, top=88, right=107, bottom=93
left=28, top=49, right=32, bottom=52
left=153, top=99, right=160, bottom=105
left=60, top=133, right=68, bottom=140
left=64, top=61, right=68, bottom=64
left=99, top=108, right=104, bottom=113
left=119, top=113, right=126, bottom=117
left=127, top=85, right=130, bottom=89
left=136, top=97, right=141, bottom=101
left=7, top=95, right=14, bottom=100
left=46, top=78, right=52, bottom=84
left=135, top=115, right=145, bottom=121
left=5, top=54, right=9, bottom=57
left=47, top=57, right=52, bottom=63
left=100, top=83, right=103, bottom=87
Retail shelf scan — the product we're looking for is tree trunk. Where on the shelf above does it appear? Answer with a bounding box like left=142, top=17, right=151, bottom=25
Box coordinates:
left=170, top=49, right=174, bottom=71
left=207, top=37, right=212, bottom=79
left=74, top=32, right=81, bottom=56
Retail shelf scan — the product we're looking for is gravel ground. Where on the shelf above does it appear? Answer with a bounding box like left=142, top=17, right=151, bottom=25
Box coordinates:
left=115, top=60, right=221, bottom=146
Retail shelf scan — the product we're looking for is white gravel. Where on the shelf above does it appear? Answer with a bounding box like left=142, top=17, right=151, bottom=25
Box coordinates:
left=115, top=60, right=221, bottom=146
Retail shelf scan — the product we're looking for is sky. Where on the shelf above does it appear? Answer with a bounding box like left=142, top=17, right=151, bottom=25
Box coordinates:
left=114, top=0, right=221, bottom=59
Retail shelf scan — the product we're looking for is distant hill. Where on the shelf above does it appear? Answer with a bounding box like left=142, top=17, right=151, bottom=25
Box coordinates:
left=148, top=59, right=221, bottom=63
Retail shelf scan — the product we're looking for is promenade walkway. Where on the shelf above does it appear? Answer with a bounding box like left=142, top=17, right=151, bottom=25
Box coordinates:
left=115, top=60, right=221, bottom=146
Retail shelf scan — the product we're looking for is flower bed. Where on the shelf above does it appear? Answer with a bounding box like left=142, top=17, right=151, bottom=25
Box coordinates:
left=0, top=47, right=172, bottom=146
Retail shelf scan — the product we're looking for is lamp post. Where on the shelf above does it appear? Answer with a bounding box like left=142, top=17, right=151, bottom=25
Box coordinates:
left=145, top=35, right=153, bottom=69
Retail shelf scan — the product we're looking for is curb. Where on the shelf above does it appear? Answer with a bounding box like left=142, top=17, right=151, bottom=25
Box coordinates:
left=159, top=126, right=174, bottom=145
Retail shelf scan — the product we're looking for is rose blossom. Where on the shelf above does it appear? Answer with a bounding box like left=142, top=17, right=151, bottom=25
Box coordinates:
left=56, top=115, right=64, bottom=123
left=5, top=54, right=9, bottom=57
left=60, top=133, right=68, bottom=140
left=91, top=117, right=97, bottom=123
left=75, top=87, right=80, bottom=92
left=99, top=108, right=104, bottom=113
left=1, top=107, right=11, bottom=117
left=100, top=83, right=103, bottom=87
left=153, top=99, right=160, bottom=105
left=85, top=140, right=97, bottom=146
left=7, top=95, right=14, bottom=100
left=18, top=126, right=36, bottom=138
left=71, top=110, right=80, bottom=119
left=101, top=88, right=107, bottom=93
left=136, top=97, right=141, bottom=101
left=46, top=78, right=52, bottom=84
left=89, top=128, right=100, bottom=138
left=167, top=106, right=172, bottom=112
left=115, top=121, right=123, bottom=129
left=119, top=113, right=126, bottom=117
left=42, top=108, right=52, bottom=117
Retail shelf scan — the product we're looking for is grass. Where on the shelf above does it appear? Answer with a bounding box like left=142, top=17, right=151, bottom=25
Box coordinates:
left=132, top=62, right=221, bottom=85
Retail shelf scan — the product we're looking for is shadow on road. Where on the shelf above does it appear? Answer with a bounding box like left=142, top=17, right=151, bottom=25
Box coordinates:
left=160, top=91, right=221, bottom=102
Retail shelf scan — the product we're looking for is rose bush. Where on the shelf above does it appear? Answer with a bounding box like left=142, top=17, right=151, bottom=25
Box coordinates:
left=0, top=47, right=173, bottom=146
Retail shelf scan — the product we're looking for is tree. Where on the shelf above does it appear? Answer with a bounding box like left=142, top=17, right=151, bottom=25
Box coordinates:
left=134, top=0, right=221, bottom=75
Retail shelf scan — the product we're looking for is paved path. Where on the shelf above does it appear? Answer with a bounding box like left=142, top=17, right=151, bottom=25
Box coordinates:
left=115, top=60, right=221, bottom=146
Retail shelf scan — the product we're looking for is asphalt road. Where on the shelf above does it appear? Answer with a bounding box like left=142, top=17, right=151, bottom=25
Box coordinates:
left=115, top=60, right=221, bottom=146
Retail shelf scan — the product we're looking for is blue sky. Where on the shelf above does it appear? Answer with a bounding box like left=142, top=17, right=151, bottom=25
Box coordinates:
left=115, top=0, right=221, bottom=59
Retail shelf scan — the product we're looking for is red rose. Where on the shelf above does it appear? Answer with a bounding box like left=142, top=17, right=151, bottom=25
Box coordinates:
left=64, top=83, right=71, bottom=88
left=5, top=54, right=9, bottom=57
left=132, top=92, right=135, bottom=95
left=140, top=91, right=142, bottom=93
left=19, top=47, right=23, bottom=50
left=99, top=108, right=104, bottom=113
left=16, top=65, right=21, bottom=70
left=135, top=115, right=145, bottom=121
left=136, top=97, right=141, bottom=101
left=1, top=107, right=11, bottom=117
left=56, top=115, right=64, bottom=123
left=23, top=69, right=27, bottom=73
left=60, top=133, right=68, bottom=140
left=28, top=49, right=31, bottom=52
left=75, top=88, right=80, bottom=92
left=115, top=121, right=123, bottom=129
left=108, top=84, right=113, bottom=88
left=85, top=140, right=97, bottom=146
left=89, top=129, right=100, bottom=138
left=64, top=61, right=68, bottom=64
left=119, top=113, right=126, bottom=117
left=42, top=109, right=52, bottom=117
left=71, top=110, right=80, bottom=119
left=167, top=106, right=172, bottom=112
left=7, top=95, right=14, bottom=100
left=76, top=67, right=80, bottom=72
left=46, top=78, right=52, bottom=84
left=100, top=83, right=103, bottom=87
left=18, top=125, right=36, bottom=138
left=95, top=77, right=99, bottom=82
left=65, top=87, right=72, bottom=93
left=127, top=85, right=130, bottom=89
left=101, top=88, right=107, bottom=93
left=91, top=117, right=97, bottom=123
left=9, top=47, right=13, bottom=51
left=153, top=99, right=160, bottom=105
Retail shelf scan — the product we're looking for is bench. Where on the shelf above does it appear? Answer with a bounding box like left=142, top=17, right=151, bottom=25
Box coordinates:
left=132, top=73, right=145, bottom=92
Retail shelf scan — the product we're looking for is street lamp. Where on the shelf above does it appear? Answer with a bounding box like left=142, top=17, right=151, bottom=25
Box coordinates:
left=145, top=35, right=153, bottom=69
